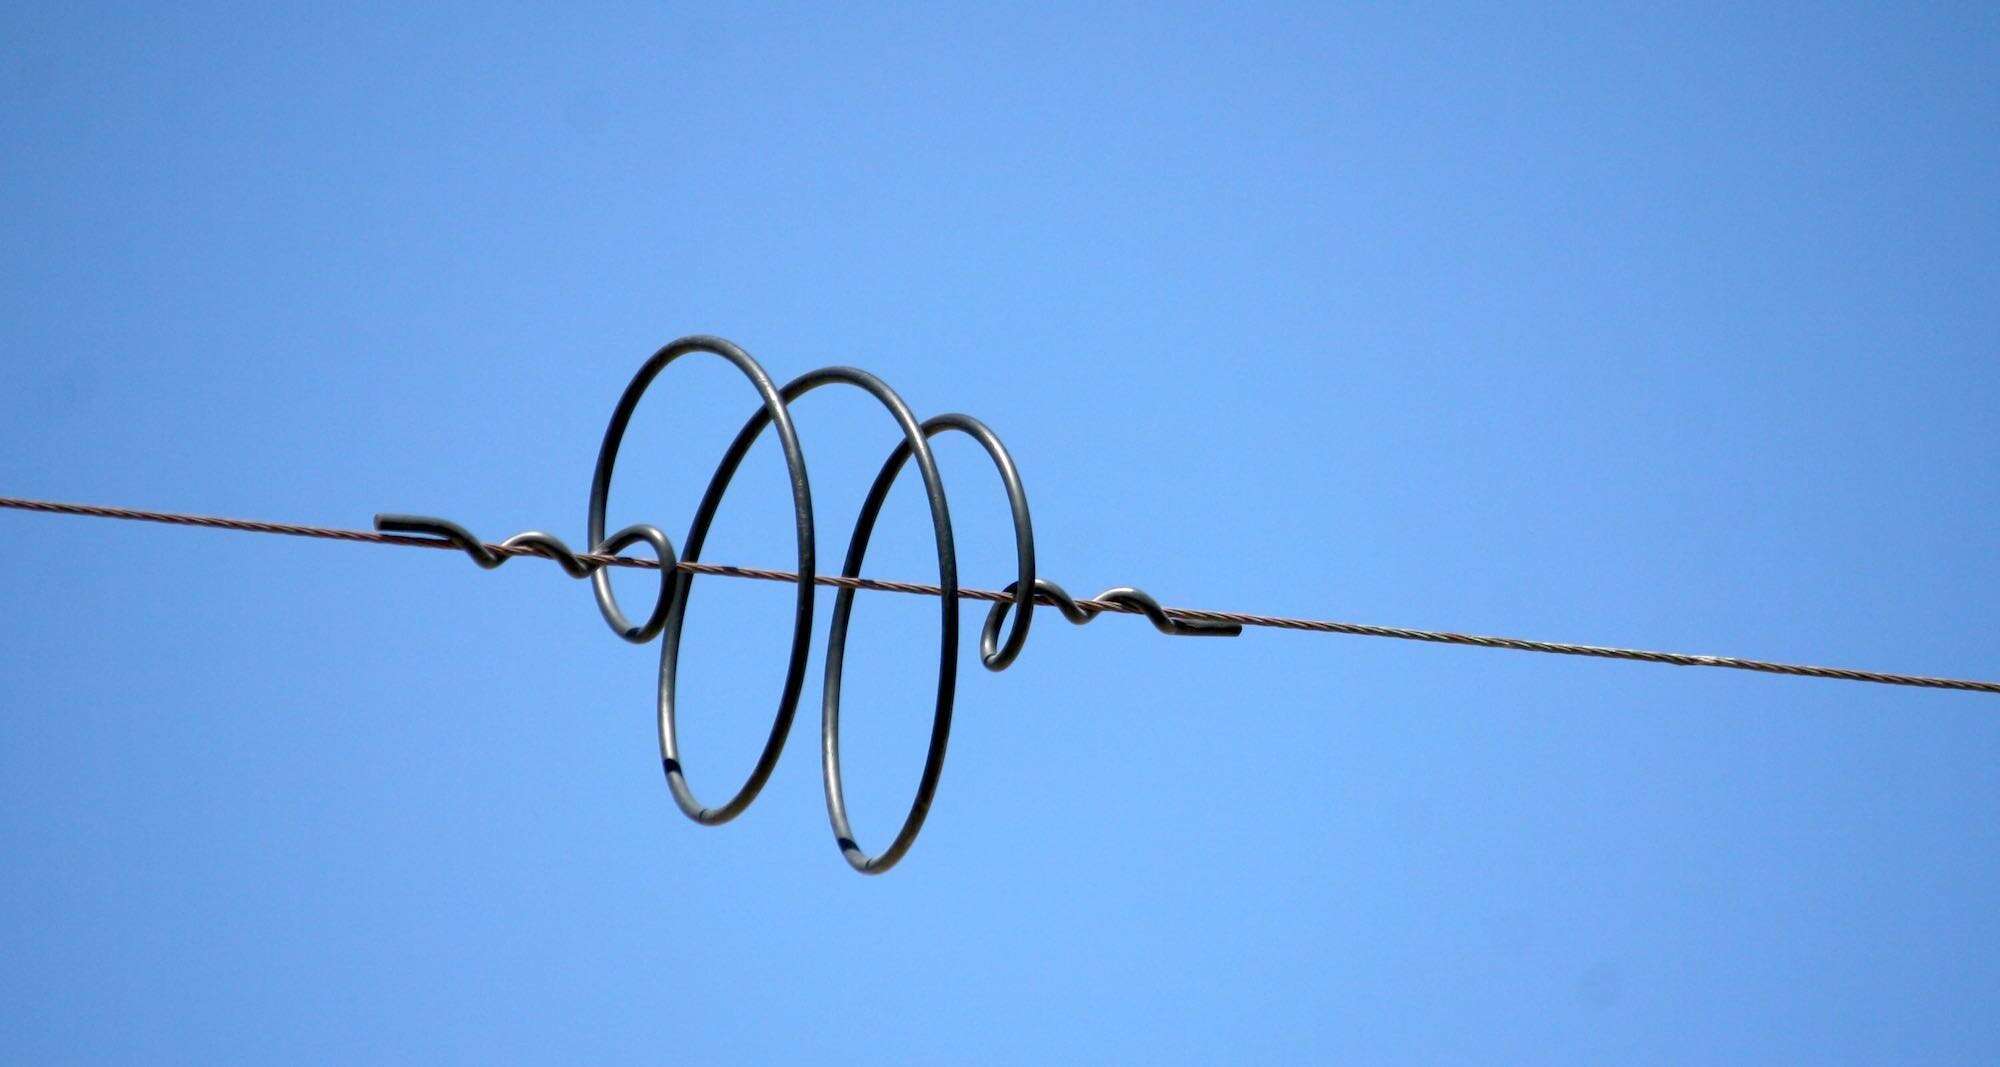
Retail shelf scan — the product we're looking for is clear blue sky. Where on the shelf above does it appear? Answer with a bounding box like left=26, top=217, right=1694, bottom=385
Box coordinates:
left=2, top=5, right=1996, bottom=1062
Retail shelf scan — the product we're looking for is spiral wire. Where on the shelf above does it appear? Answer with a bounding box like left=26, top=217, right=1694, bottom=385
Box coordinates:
left=388, top=336, right=1235, bottom=874
left=4, top=334, right=1994, bottom=874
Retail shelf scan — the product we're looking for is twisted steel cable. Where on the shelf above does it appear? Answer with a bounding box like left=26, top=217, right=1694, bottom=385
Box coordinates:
left=3, top=335, right=1996, bottom=874
left=10, top=493, right=1991, bottom=694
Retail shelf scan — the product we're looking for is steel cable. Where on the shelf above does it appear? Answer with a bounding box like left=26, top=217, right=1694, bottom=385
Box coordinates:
left=2, top=334, right=1994, bottom=874
left=2, top=493, right=1990, bottom=695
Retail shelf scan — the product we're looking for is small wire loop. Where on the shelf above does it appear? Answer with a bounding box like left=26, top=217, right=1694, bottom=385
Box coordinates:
left=983, top=578, right=1244, bottom=644
left=373, top=514, right=681, bottom=643
left=591, top=523, right=678, bottom=644
left=1095, top=587, right=1243, bottom=637
left=500, top=531, right=596, bottom=578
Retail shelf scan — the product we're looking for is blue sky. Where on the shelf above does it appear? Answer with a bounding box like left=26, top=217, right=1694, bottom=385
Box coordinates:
left=2, top=5, right=1996, bottom=1062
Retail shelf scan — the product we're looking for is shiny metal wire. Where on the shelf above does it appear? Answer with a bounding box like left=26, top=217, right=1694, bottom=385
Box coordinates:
left=15, top=495, right=1989, bottom=695
left=380, top=335, right=1232, bottom=874
left=589, top=337, right=816, bottom=829
left=6, top=369, right=1998, bottom=877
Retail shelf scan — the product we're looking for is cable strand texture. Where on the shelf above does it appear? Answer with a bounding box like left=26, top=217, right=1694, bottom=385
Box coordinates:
left=0, top=495, right=1994, bottom=698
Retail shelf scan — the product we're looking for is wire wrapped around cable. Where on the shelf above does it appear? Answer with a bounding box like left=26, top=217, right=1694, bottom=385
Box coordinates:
left=382, top=335, right=1228, bottom=873
left=589, top=336, right=1039, bottom=874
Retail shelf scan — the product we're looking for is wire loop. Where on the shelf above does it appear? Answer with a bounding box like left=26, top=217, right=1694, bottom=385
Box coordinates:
left=806, top=372, right=960, bottom=875
left=592, top=336, right=817, bottom=827
left=370, top=335, right=1236, bottom=872
left=982, top=578, right=1243, bottom=646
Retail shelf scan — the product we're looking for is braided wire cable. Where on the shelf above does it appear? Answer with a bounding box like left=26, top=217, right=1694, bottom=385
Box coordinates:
left=0, top=494, right=1994, bottom=696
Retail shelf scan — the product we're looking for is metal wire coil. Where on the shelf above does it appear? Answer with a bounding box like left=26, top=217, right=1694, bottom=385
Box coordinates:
left=379, top=335, right=1235, bottom=874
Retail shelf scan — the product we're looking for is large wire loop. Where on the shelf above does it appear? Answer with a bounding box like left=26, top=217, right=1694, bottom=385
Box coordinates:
left=590, top=336, right=817, bottom=826
left=768, top=373, right=950, bottom=873
left=821, top=409, right=1037, bottom=874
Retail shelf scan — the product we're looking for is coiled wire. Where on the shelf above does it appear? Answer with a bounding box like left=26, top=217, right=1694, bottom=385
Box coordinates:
left=381, top=335, right=1234, bottom=874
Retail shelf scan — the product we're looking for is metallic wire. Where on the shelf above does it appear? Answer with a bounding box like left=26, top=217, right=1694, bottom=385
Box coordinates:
left=1, top=334, right=1995, bottom=874
left=588, top=336, right=816, bottom=829
left=1, top=494, right=1994, bottom=697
